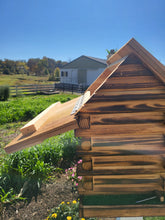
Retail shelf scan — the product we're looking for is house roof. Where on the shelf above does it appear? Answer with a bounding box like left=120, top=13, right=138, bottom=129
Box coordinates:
left=4, top=38, right=165, bottom=154
left=62, top=55, right=107, bottom=69
left=84, top=56, right=107, bottom=65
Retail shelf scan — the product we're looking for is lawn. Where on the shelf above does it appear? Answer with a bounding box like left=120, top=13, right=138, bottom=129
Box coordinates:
left=0, top=74, right=52, bottom=86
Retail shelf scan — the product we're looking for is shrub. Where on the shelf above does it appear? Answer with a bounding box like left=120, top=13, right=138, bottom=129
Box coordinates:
left=0, top=86, right=10, bottom=101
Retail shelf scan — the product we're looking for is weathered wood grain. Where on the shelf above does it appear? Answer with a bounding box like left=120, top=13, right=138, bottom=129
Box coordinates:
left=77, top=146, right=165, bottom=157
left=93, top=184, right=162, bottom=193
left=92, top=135, right=164, bottom=147
left=79, top=99, right=165, bottom=113
left=93, top=174, right=164, bottom=192
left=93, top=155, right=164, bottom=168
left=106, top=75, right=162, bottom=85
left=78, top=166, right=165, bottom=176
left=75, top=123, right=165, bottom=137
left=81, top=141, right=91, bottom=151
left=90, top=112, right=164, bottom=125
left=101, top=82, right=164, bottom=90
left=90, top=90, right=165, bottom=102
left=80, top=204, right=165, bottom=218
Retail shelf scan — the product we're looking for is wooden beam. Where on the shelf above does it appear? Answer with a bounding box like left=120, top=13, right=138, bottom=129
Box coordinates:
left=80, top=204, right=165, bottom=218
left=4, top=97, right=80, bottom=154
left=21, top=102, right=61, bottom=135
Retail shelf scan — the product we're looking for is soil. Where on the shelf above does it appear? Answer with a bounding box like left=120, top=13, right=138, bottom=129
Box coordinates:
left=1, top=175, right=78, bottom=220
left=0, top=124, right=78, bottom=220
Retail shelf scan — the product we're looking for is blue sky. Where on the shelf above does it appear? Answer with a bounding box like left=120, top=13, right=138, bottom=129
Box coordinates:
left=0, top=0, right=165, bottom=64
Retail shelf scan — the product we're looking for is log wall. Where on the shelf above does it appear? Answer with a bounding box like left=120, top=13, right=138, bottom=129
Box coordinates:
left=75, top=54, right=165, bottom=217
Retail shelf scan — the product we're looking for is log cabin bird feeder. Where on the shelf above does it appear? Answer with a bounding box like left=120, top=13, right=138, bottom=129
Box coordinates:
left=5, top=38, right=165, bottom=218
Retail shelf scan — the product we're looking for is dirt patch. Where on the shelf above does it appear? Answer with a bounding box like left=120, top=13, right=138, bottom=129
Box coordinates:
left=1, top=175, right=78, bottom=220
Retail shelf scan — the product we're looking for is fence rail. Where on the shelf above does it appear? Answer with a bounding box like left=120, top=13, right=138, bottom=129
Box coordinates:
left=10, top=84, right=55, bottom=96
left=9, top=83, right=87, bottom=96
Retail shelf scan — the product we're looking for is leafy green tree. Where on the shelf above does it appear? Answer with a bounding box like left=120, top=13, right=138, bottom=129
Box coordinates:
left=54, top=67, right=60, bottom=81
left=106, top=49, right=117, bottom=59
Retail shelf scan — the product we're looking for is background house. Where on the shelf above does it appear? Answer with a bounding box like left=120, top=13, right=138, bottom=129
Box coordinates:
left=60, top=55, right=107, bottom=86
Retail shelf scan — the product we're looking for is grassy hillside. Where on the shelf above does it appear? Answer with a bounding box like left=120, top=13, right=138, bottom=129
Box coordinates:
left=0, top=74, right=53, bottom=86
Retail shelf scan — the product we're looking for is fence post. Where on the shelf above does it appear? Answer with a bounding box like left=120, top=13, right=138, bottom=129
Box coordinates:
left=36, top=85, right=38, bottom=94
left=72, top=84, right=73, bottom=94
left=63, top=83, right=64, bottom=93
left=16, top=85, right=18, bottom=96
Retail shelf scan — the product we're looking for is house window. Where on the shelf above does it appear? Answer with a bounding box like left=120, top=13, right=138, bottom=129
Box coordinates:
left=61, top=71, right=68, bottom=77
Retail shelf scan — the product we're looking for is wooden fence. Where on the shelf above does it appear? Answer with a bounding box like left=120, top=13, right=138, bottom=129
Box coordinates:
left=10, top=84, right=55, bottom=96
left=9, top=83, right=87, bottom=96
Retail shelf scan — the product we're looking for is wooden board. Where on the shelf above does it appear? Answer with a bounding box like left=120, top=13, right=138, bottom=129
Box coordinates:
left=91, top=135, right=164, bottom=147
left=5, top=97, right=80, bottom=154
left=90, top=112, right=164, bottom=125
left=75, top=123, right=165, bottom=137
left=21, top=102, right=61, bottom=135
left=80, top=204, right=165, bottom=218
left=91, top=89, right=165, bottom=102
left=79, top=99, right=165, bottom=113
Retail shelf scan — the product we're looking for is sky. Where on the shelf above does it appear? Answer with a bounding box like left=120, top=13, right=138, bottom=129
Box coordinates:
left=0, top=0, right=165, bottom=64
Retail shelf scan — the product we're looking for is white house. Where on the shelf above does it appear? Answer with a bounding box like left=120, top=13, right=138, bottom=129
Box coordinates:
left=60, top=55, right=107, bottom=86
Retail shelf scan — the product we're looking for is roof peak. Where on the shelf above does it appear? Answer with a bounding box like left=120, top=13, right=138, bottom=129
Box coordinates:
left=107, top=38, right=165, bottom=83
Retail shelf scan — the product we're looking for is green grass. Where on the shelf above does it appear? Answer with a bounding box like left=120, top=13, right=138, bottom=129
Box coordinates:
left=0, top=74, right=51, bottom=86
left=0, top=93, right=78, bottom=125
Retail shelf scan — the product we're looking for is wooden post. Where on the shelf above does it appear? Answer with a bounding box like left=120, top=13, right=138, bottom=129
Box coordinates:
left=16, top=85, right=18, bottom=96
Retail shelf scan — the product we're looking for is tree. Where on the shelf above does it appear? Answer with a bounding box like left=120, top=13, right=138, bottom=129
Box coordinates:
left=54, top=67, right=60, bottom=81
left=106, top=49, right=117, bottom=59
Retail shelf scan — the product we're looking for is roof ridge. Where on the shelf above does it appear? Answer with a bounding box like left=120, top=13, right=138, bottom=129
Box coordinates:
left=107, top=38, right=165, bottom=83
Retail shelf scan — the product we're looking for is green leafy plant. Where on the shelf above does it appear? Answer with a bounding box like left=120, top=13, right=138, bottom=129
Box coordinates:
left=0, top=186, right=25, bottom=204
left=0, top=86, right=10, bottom=101
left=0, top=131, right=79, bottom=204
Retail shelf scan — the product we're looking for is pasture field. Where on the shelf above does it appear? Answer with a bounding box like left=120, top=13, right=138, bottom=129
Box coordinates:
left=0, top=74, right=52, bottom=86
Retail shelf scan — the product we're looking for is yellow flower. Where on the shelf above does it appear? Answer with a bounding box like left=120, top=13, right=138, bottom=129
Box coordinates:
left=67, top=216, right=72, bottom=220
left=51, top=213, right=57, bottom=218
left=81, top=218, right=85, bottom=220
left=67, top=202, right=70, bottom=204
left=72, top=200, right=77, bottom=204
left=61, top=201, right=65, bottom=205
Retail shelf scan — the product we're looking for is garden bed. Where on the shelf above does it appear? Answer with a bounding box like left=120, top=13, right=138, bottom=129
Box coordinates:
left=1, top=175, right=78, bottom=220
